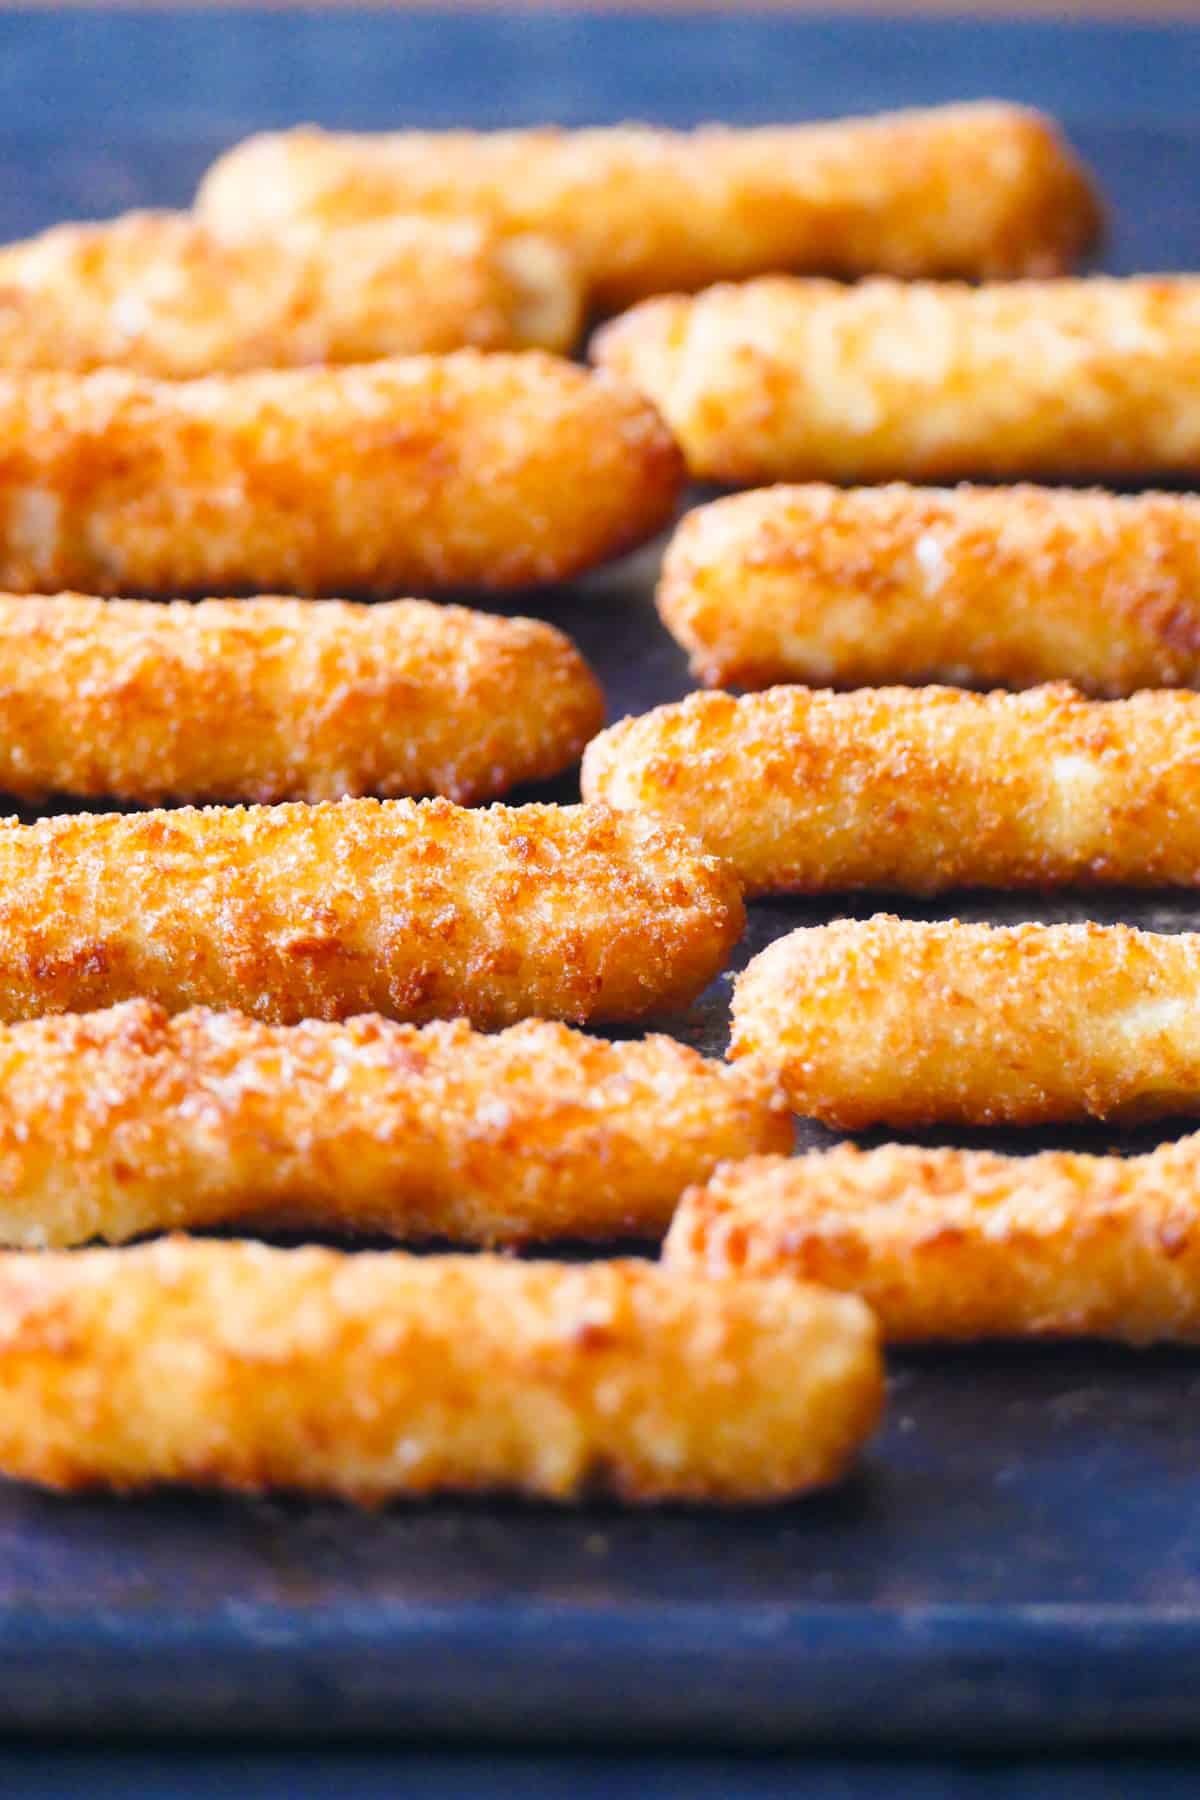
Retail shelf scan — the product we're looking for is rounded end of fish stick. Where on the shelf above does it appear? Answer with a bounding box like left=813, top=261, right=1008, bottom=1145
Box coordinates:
left=496, top=233, right=586, bottom=354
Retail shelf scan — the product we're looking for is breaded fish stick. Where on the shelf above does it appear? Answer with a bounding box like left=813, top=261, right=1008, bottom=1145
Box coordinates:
left=0, top=211, right=583, bottom=374
left=0, top=594, right=603, bottom=806
left=593, top=276, right=1200, bottom=485
left=666, top=1138, right=1200, bottom=1345
left=0, top=1001, right=788, bottom=1248
left=0, top=353, right=681, bottom=595
left=582, top=684, right=1200, bottom=897
left=660, top=485, right=1200, bottom=695
left=0, top=797, right=742, bottom=1028
left=0, top=1240, right=881, bottom=1504
left=197, top=104, right=1100, bottom=308
left=730, top=916, right=1200, bottom=1129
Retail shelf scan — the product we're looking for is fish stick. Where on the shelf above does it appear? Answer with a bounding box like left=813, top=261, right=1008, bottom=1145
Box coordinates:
left=0, top=594, right=603, bottom=806
left=666, top=1138, right=1200, bottom=1345
left=0, top=352, right=681, bottom=595
left=730, top=915, right=1200, bottom=1129
left=197, top=104, right=1100, bottom=309
left=0, top=1239, right=881, bottom=1504
left=581, top=684, right=1200, bottom=897
left=0, top=1000, right=788, bottom=1249
left=0, top=797, right=742, bottom=1028
left=0, top=211, right=584, bottom=374
left=659, top=485, right=1200, bottom=695
left=592, top=276, right=1200, bottom=485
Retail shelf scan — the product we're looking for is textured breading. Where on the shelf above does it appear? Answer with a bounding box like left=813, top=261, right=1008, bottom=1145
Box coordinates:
left=0, top=594, right=603, bottom=806
left=666, top=1138, right=1200, bottom=1345
left=0, top=1001, right=788, bottom=1248
left=0, top=797, right=743, bottom=1028
left=581, top=684, right=1200, bottom=897
left=197, top=104, right=1100, bottom=309
left=0, top=1239, right=882, bottom=1504
left=592, top=276, right=1200, bottom=484
left=0, top=211, right=584, bottom=373
left=730, top=916, right=1200, bottom=1129
left=659, top=485, right=1200, bottom=695
left=0, top=352, right=682, bottom=595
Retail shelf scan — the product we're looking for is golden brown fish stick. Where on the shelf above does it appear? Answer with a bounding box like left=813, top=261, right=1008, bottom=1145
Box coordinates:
left=666, top=1138, right=1200, bottom=1345
left=0, top=211, right=583, bottom=374
left=660, top=485, right=1200, bottom=695
left=0, top=797, right=742, bottom=1028
left=582, top=684, right=1200, bottom=897
left=730, top=916, right=1200, bottom=1129
left=0, top=1001, right=788, bottom=1248
left=0, top=1239, right=883, bottom=1504
left=593, top=276, right=1200, bottom=485
left=0, top=594, right=603, bottom=806
left=0, top=353, right=681, bottom=595
left=197, top=104, right=1100, bottom=308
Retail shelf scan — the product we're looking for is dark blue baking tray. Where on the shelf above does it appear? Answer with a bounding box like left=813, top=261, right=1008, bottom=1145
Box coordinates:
left=3, top=7, right=1200, bottom=1751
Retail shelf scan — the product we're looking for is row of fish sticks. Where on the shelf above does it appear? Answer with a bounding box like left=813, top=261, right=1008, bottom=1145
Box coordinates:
left=0, top=103, right=1193, bottom=1510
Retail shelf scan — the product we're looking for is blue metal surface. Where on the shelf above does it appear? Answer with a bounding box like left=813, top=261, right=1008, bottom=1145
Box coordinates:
left=0, top=8, right=1198, bottom=134
left=1, top=5, right=1199, bottom=1754
left=6, top=1747, right=1200, bottom=1800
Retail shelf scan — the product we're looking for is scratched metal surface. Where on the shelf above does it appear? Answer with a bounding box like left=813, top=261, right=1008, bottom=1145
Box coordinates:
left=0, top=7, right=1199, bottom=1751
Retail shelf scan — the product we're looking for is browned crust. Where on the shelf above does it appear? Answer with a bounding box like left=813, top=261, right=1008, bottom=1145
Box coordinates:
left=666, top=1138, right=1200, bottom=1345
left=0, top=352, right=682, bottom=594
left=659, top=484, right=1200, bottom=695
left=0, top=594, right=604, bottom=805
left=0, top=1238, right=882, bottom=1503
left=730, top=915, right=1200, bottom=1129
left=581, top=684, right=1200, bottom=897
left=592, top=276, right=1200, bottom=485
left=0, top=211, right=585, bottom=372
left=197, top=104, right=1101, bottom=308
left=0, top=796, right=744, bottom=1029
left=0, top=1000, right=789, bottom=1248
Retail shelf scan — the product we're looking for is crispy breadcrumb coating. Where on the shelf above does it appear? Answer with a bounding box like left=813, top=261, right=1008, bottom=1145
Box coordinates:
left=0, top=798, right=743, bottom=1028
left=582, top=684, right=1200, bottom=897
left=0, top=211, right=584, bottom=372
left=593, top=276, right=1200, bottom=485
left=0, top=1239, right=882, bottom=1503
left=0, top=1000, right=788, bottom=1249
left=667, top=1137, right=1200, bottom=1345
left=0, top=594, right=603, bottom=806
left=659, top=485, right=1200, bottom=695
left=0, top=352, right=682, bottom=595
left=731, top=915, right=1200, bottom=1129
left=197, top=104, right=1099, bottom=309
